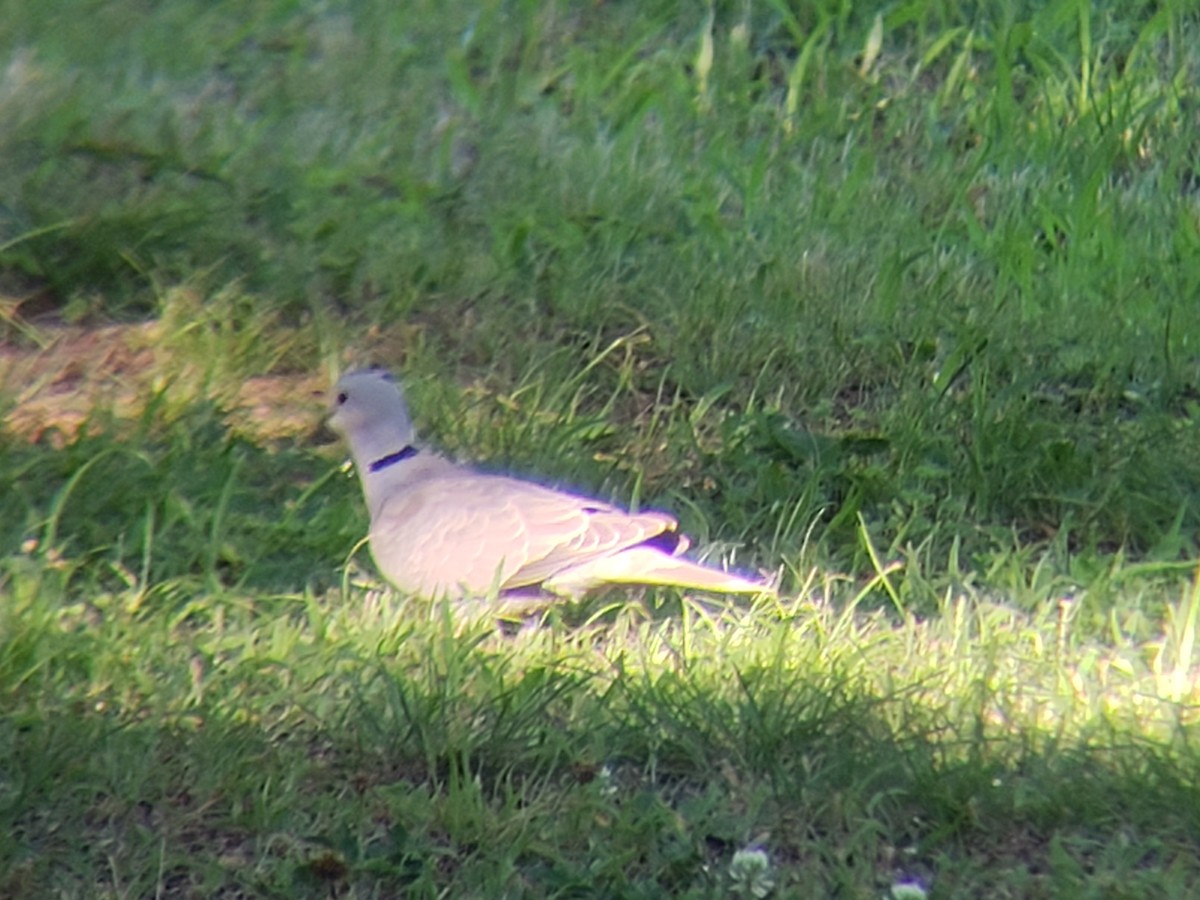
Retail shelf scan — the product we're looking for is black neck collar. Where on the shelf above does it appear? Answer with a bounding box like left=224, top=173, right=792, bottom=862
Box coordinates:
left=369, top=445, right=418, bottom=473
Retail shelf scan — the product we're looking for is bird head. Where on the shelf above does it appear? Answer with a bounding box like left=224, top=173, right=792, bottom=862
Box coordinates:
left=328, top=369, right=416, bottom=458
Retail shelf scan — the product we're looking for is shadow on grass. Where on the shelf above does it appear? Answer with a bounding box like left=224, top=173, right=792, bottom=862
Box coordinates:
left=0, top=402, right=357, bottom=596
left=2, top=595, right=1197, bottom=897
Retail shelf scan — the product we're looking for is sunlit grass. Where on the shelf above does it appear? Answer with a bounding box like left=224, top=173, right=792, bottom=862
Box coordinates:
left=2, top=536, right=1197, bottom=894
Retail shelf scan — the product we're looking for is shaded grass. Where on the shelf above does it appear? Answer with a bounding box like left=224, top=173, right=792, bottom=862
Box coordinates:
left=4, top=0, right=1199, bottom=565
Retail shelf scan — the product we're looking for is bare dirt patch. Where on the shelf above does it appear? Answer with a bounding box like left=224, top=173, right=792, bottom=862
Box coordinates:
left=1, top=318, right=327, bottom=446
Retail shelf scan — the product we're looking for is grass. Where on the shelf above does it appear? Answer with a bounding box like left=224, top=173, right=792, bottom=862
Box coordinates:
left=2, top=0, right=1200, bottom=895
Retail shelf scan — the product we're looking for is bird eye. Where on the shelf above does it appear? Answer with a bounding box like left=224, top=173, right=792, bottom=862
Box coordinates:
left=336, top=392, right=348, bottom=405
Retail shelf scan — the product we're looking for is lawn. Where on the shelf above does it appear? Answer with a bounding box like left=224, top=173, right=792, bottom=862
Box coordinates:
left=2, top=0, right=1199, bottom=896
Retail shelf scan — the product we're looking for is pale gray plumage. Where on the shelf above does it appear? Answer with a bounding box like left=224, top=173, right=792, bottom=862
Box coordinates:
left=329, top=369, right=771, bottom=600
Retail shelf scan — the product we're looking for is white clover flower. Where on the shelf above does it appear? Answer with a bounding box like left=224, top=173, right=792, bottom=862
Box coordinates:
left=597, top=764, right=617, bottom=797
left=890, top=880, right=929, bottom=899
left=729, top=847, right=775, bottom=899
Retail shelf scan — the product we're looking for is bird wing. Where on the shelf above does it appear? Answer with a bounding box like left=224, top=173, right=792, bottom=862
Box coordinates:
left=369, top=470, right=677, bottom=596
left=495, top=484, right=679, bottom=589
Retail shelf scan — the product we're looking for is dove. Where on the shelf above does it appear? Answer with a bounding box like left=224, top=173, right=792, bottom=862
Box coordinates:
left=328, top=369, right=772, bottom=600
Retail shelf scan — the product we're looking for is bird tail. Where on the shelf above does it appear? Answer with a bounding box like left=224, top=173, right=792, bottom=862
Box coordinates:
left=543, top=546, right=773, bottom=596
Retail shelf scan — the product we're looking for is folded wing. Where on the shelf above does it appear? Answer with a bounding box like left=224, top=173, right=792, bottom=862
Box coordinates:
left=370, top=472, right=682, bottom=597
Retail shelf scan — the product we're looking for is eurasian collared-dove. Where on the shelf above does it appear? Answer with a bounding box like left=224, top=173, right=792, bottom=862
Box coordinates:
left=329, top=369, right=772, bottom=599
